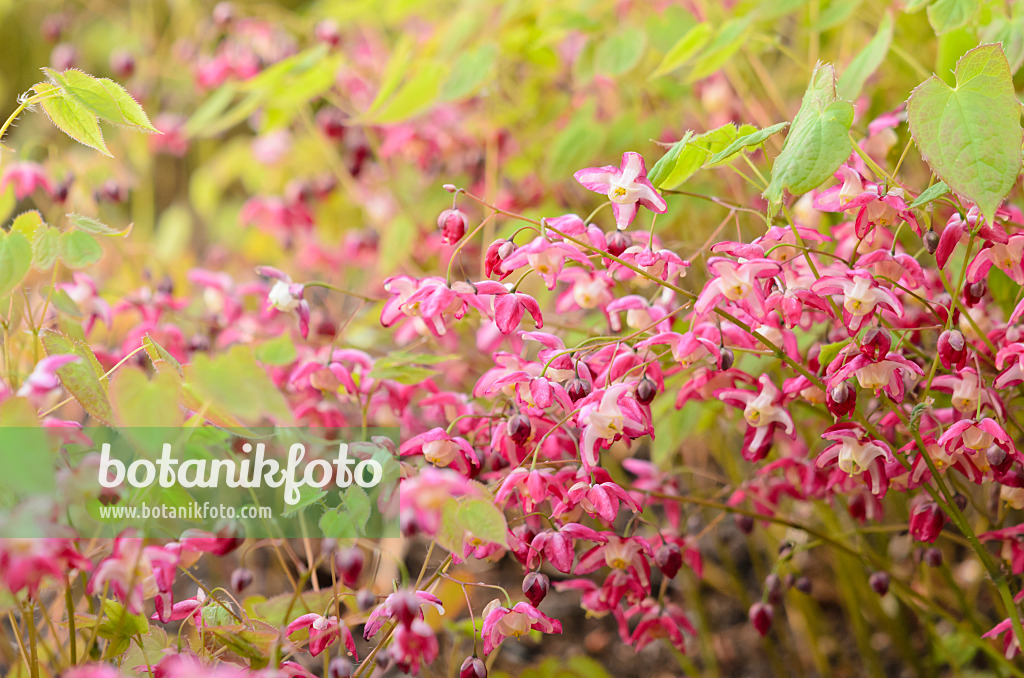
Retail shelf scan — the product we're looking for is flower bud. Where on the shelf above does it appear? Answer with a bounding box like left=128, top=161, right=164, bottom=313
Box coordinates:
left=869, top=571, right=890, bottom=596
left=965, top=280, right=986, bottom=307
left=937, top=329, right=967, bottom=371
left=522, top=572, right=550, bottom=607
left=735, top=513, right=755, bottom=534
left=923, top=547, right=943, bottom=568
left=356, top=589, right=376, bottom=611
left=987, top=446, right=1012, bottom=475
left=335, top=547, right=364, bottom=587
left=826, top=381, right=857, bottom=418
left=316, top=108, right=346, bottom=141
left=909, top=501, right=947, bottom=543
left=764, top=573, right=782, bottom=606
left=443, top=184, right=458, bottom=193
left=654, top=543, right=683, bottom=579
left=794, top=577, right=812, bottom=595
left=606, top=230, right=631, bottom=257
left=438, top=209, right=468, bottom=245
left=110, top=50, right=135, bottom=79
left=460, top=656, right=487, bottom=678
left=566, top=377, right=592, bottom=403
left=230, top=568, right=253, bottom=594
left=51, top=43, right=78, bottom=71
left=749, top=602, right=773, bottom=636
left=329, top=658, right=354, bottom=678
left=315, top=19, right=342, bottom=48
left=212, top=2, right=235, bottom=27
left=953, top=493, right=968, bottom=512
left=923, top=229, right=939, bottom=254
left=859, top=328, right=891, bottom=361
left=635, top=377, right=657, bottom=405
left=719, top=346, right=735, bottom=371
left=507, top=413, right=532, bottom=446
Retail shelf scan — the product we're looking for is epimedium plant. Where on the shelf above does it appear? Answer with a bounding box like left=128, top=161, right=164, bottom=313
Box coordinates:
left=8, top=2, right=1024, bottom=678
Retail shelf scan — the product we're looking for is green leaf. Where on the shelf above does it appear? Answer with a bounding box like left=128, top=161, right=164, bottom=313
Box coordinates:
left=685, top=17, right=752, bottom=84
left=0, top=399, right=53, bottom=495
left=836, top=13, right=894, bottom=100
left=907, top=44, right=1022, bottom=226
left=647, top=131, right=693, bottom=187
left=927, top=0, right=979, bottom=34
left=652, top=124, right=757, bottom=190
left=0, top=232, right=32, bottom=298
left=31, top=225, right=59, bottom=271
left=33, top=82, right=111, bottom=156
left=319, top=507, right=358, bottom=538
left=10, top=210, right=43, bottom=237
left=441, top=44, right=497, bottom=101
left=981, top=15, right=1024, bottom=75
left=763, top=63, right=854, bottom=209
left=817, top=0, right=864, bottom=30
left=41, top=329, right=115, bottom=424
left=109, top=367, right=183, bottom=427
left=187, top=345, right=292, bottom=424
left=143, top=334, right=183, bottom=377
left=705, top=122, right=789, bottom=167
left=254, top=334, right=297, bottom=366
left=68, top=213, right=130, bottom=236
left=59, top=231, right=103, bottom=269
left=593, top=28, right=647, bottom=76
left=343, top=486, right=371, bottom=531
left=42, top=68, right=157, bottom=132
left=458, top=498, right=508, bottom=548
left=364, top=63, right=445, bottom=125
left=649, top=22, right=712, bottom=79
left=910, top=181, right=950, bottom=207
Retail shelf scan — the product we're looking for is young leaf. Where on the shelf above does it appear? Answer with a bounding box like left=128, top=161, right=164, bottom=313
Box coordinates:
left=836, top=12, right=894, bottom=100
left=33, top=82, right=111, bottom=156
left=907, top=44, right=1022, bottom=226
left=763, top=63, right=854, bottom=209
left=705, top=122, right=789, bottom=167
left=654, top=124, right=757, bottom=190
left=31, top=224, right=59, bottom=271
left=910, top=181, right=949, bottom=207
left=40, top=329, right=115, bottom=424
left=647, top=131, right=693, bottom=187
left=42, top=69, right=157, bottom=132
left=0, top=232, right=32, bottom=298
left=685, top=17, right=753, bottom=84
left=927, top=0, right=978, bottom=35
left=649, top=22, right=712, bottom=79
left=59, top=231, right=103, bottom=269
left=593, top=27, right=647, bottom=76
left=68, top=213, right=131, bottom=236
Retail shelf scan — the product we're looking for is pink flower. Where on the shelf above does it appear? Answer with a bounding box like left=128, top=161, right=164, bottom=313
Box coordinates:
left=983, top=618, right=1021, bottom=659
left=255, top=266, right=310, bottom=339
left=400, top=427, right=479, bottom=474
left=815, top=425, right=894, bottom=496
left=474, top=281, right=543, bottom=334
left=695, top=258, right=781, bottom=320
left=967, top=233, right=1024, bottom=284
left=553, top=478, right=640, bottom=523
left=363, top=589, right=444, bottom=639
left=811, top=269, right=903, bottom=333
left=826, top=350, right=923, bottom=403
left=16, top=354, right=78, bottom=399
left=577, top=383, right=649, bottom=471
left=0, top=538, right=91, bottom=596
left=0, top=162, right=54, bottom=199
left=499, top=236, right=592, bottom=289
left=285, top=613, right=357, bottom=658
left=481, top=601, right=562, bottom=655
left=390, top=618, right=438, bottom=673
left=574, top=152, right=667, bottom=230
left=627, top=600, right=695, bottom=652
left=937, top=417, right=1016, bottom=466
left=717, top=374, right=794, bottom=461
left=813, top=164, right=919, bottom=236
left=88, top=536, right=178, bottom=619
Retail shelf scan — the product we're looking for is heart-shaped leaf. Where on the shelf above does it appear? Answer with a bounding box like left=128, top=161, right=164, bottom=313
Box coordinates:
left=907, top=44, right=1022, bottom=226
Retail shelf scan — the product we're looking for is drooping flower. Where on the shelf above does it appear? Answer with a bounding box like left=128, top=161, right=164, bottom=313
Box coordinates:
left=811, top=269, right=904, bottom=333
left=285, top=613, right=357, bottom=658
left=480, top=601, right=562, bottom=655
left=255, top=266, right=310, bottom=339
left=717, top=374, right=795, bottom=461
left=573, top=152, right=667, bottom=230
left=577, top=383, right=649, bottom=471
left=815, top=425, right=894, bottom=496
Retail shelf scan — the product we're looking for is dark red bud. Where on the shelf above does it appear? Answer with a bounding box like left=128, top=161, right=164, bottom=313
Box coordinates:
left=50, top=43, right=78, bottom=71
left=794, top=577, right=812, bottom=595
left=869, top=571, right=890, bottom=596
left=566, top=377, right=592, bottom=403
left=749, top=602, right=774, bottom=636
left=735, top=513, right=755, bottom=534
left=42, top=14, right=67, bottom=42
left=859, top=328, right=891, bottom=361
left=110, top=50, right=135, bottom=79
left=356, top=589, right=376, bottom=611
left=606, top=230, right=631, bottom=257
left=329, top=658, right=354, bottom=678
left=314, top=19, right=342, bottom=48
left=522, top=572, right=550, bottom=606
left=335, top=547, right=365, bottom=587
left=438, top=209, right=468, bottom=245
left=460, top=656, right=487, bottom=678
left=924, top=229, right=939, bottom=254
left=764, top=573, right=783, bottom=606
left=507, top=413, right=532, bottom=446
left=923, top=547, right=943, bottom=567
left=965, top=280, right=986, bottom=307
left=635, top=377, right=657, bottom=405
left=230, top=568, right=253, bottom=594
left=987, top=446, right=1012, bottom=475
left=826, top=381, right=857, bottom=418
left=937, top=329, right=967, bottom=371
left=719, top=346, right=735, bottom=371
left=316, top=108, right=347, bottom=141
left=101, top=180, right=126, bottom=203
left=654, top=543, right=683, bottom=579
left=953, top=493, right=967, bottom=512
